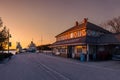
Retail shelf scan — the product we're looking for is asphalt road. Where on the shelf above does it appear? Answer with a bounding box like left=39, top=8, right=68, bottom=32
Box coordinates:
left=0, top=53, right=120, bottom=80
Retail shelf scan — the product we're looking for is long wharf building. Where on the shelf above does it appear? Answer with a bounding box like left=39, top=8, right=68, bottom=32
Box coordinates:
left=51, top=18, right=120, bottom=61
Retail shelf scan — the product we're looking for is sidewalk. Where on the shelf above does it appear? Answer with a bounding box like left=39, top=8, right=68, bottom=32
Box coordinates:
left=85, top=60, right=120, bottom=70
left=39, top=52, right=120, bottom=71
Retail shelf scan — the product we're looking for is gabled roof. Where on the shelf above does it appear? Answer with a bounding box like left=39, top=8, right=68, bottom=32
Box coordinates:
left=55, top=23, right=83, bottom=37
left=56, top=19, right=111, bottom=37
left=51, top=18, right=119, bottom=47
left=86, top=22, right=111, bottom=34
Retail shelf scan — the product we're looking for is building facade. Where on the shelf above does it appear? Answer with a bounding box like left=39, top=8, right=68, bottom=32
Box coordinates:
left=51, top=18, right=120, bottom=61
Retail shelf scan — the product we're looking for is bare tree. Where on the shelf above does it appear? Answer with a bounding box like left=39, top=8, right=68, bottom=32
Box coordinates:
left=101, top=16, right=120, bottom=33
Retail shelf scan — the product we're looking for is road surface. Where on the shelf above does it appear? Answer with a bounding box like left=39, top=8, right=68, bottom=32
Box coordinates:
left=0, top=53, right=120, bottom=80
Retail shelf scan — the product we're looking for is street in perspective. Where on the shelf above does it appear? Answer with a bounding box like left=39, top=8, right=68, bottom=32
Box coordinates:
left=0, top=0, right=120, bottom=80
left=0, top=53, right=120, bottom=80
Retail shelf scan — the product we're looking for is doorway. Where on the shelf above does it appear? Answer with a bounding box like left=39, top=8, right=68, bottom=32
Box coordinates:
left=67, top=46, right=72, bottom=58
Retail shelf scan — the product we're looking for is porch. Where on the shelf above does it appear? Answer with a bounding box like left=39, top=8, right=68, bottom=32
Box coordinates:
left=52, top=44, right=117, bottom=61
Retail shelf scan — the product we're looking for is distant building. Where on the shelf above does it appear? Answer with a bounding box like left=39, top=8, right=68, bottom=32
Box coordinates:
left=16, top=42, right=22, bottom=53
left=27, top=41, right=37, bottom=53
left=51, top=18, right=120, bottom=61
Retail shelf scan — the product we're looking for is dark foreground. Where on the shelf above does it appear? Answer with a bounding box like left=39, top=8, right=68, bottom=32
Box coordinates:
left=0, top=53, right=120, bottom=80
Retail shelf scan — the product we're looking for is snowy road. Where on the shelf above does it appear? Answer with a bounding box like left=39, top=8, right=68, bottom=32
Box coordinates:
left=0, top=53, right=120, bottom=80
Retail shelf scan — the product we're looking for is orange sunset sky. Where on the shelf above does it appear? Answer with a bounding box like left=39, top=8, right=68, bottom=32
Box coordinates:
left=0, top=0, right=120, bottom=49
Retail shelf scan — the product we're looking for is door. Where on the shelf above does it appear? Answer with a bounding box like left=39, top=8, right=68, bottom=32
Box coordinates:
left=67, top=46, right=72, bottom=58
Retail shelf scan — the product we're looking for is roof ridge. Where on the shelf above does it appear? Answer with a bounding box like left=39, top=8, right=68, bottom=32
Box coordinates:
left=86, top=22, right=112, bottom=33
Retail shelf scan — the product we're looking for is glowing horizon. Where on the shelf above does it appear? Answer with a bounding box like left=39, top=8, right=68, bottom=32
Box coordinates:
left=0, top=0, right=119, bottom=49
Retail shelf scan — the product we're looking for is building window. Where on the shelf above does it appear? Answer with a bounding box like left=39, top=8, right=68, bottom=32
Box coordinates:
left=87, top=30, right=102, bottom=37
left=78, top=31, right=82, bottom=37
left=77, top=48, right=82, bottom=53
left=75, top=46, right=82, bottom=54
left=81, top=29, right=86, bottom=36
left=58, top=46, right=67, bottom=53
left=74, top=32, right=77, bottom=38
left=87, top=30, right=92, bottom=36
left=70, top=33, right=74, bottom=38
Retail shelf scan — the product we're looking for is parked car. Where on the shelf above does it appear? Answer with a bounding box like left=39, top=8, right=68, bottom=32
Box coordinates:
left=55, top=52, right=60, bottom=56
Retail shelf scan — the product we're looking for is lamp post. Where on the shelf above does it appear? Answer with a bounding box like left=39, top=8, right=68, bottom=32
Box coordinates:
left=8, top=29, right=10, bottom=53
left=8, top=29, right=11, bottom=53
left=41, top=35, right=43, bottom=53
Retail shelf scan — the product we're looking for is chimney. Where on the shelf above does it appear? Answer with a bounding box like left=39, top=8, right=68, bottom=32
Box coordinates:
left=75, top=21, right=79, bottom=26
left=82, top=18, right=88, bottom=23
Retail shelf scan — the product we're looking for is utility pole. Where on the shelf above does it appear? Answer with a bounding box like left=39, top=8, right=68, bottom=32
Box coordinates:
left=41, top=35, right=43, bottom=53
left=7, top=29, right=11, bottom=54
left=41, top=36, right=42, bottom=46
left=8, top=29, right=10, bottom=53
